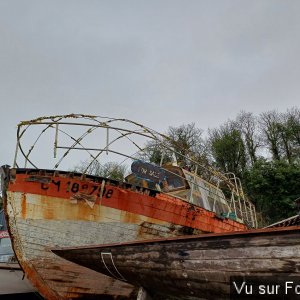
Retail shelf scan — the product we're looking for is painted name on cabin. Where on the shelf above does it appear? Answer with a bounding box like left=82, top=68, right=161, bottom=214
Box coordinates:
left=131, top=161, right=165, bottom=183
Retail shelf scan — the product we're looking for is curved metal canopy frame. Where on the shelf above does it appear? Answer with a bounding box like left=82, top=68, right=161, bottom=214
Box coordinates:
left=13, top=114, right=257, bottom=228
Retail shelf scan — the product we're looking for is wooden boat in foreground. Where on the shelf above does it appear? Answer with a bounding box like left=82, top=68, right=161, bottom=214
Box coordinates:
left=1, top=114, right=257, bottom=299
left=52, top=226, right=300, bottom=300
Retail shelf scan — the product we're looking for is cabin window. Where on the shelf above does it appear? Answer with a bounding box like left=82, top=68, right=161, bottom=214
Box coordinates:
left=164, top=168, right=186, bottom=190
left=182, top=170, right=231, bottom=215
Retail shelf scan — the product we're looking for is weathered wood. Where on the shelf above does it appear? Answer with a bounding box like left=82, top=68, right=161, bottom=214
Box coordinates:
left=53, top=226, right=300, bottom=300
left=136, top=287, right=153, bottom=300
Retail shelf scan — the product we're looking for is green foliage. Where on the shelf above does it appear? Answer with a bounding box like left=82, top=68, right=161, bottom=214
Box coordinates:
left=283, top=107, right=300, bottom=161
left=209, top=121, right=247, bottom=178
left=259, top=108, right=300, bottom=163
left=244, top=159, right=300, bottom=224
left=208, top=107, right=300, bottom=224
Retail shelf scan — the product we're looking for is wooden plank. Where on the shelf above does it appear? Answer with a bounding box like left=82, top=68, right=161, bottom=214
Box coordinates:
left=52, top=226, right=300, bottom=300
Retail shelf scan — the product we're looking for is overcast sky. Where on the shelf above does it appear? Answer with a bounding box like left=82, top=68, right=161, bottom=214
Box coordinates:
left=0, top=1, right=300, bottom=167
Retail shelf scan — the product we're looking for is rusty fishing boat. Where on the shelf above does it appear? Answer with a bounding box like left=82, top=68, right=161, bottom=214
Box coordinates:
left=1, top=114, right=257, bottom=299
left=53, top=225, right=300, bottom=300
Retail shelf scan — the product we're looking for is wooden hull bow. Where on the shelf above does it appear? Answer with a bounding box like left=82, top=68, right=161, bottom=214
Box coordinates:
left=53, top=226, right=300, bottom=300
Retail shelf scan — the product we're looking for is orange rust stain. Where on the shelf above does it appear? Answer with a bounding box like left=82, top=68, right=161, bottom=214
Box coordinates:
left=76, top=201, right=97, bottom=220
left=40, top=195, right=54, bottom=220
left=21, top=193, right=27, bottom=219
left=121, top=210, right=141, bottom=225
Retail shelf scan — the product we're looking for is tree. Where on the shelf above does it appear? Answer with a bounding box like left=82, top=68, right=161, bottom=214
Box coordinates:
left=285, top=107, right=300, bottom=161
left=277, top=112, right=293, bottom=163
left=167, top=123, right=208, bottom=166
left=244, top=159, right=300, bottom=224
left=138, top=138, right=173, bottom=165
left=236, top=111, right=261, bottom=166
left=141, top=123, right=208, bottom=167
left=258, top=109, right=300, bottom=163
left=259, top=110, right=282, bottom=161
left=73, top=160, right=127, bottom=181
left=208, top=121, right=247, bottom=178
